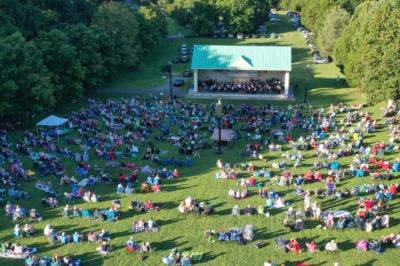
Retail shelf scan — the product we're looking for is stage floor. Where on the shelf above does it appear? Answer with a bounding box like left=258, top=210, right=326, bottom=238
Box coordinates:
left=186, top=90, right=295, bottom=101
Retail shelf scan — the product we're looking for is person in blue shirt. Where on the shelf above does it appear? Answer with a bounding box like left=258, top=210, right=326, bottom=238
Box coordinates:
left=126, top=237, right=137, bottom=248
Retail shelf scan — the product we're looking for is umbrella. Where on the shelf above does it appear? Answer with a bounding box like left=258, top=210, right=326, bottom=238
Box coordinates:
left=276, top=132, right=285, bottom=136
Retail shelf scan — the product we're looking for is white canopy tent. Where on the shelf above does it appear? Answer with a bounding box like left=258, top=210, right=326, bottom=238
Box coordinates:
left=36, top=115, right=69, bottom=138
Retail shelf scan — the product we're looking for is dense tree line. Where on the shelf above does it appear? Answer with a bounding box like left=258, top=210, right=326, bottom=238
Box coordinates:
left=162, top=0, right=271, bottom=34
left=0, top=0, right=167, bottom=121
left=279, top=0, right=400, bottom=104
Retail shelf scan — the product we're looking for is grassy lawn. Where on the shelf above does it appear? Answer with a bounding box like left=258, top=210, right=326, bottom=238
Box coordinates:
left=166, top=17, right=197, bottom=36
left=1, top=12, right=398, bottom=266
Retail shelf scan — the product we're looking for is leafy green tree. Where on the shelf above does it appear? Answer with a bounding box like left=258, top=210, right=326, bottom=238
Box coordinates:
left=36, top=29, right=85, bottom=101
left=191, top=0, right=219, bottom=35
left=345, top=4, right=400, bottom=103
left=333, top=0, right=384, bottom=67
left=168, top=4, right=192, bottom=26
left=64, top=24, right=111, bottom=89
left=93, top=1, right=141, bottom=68
left=270, top=0, right=280, bottom=8
left=140, top=6, right=168, bottom=38
left=316, top=7, right=350, bottom=58
left=229, top=0, right=270, bottom=33
left=0, top=32, right=55, bottom=120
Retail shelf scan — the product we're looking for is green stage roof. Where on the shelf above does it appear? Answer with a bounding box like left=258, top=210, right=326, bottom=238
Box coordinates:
left=191, top=45, right=292, bottom=71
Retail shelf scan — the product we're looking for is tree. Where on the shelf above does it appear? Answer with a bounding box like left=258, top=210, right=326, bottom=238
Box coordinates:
left=316, top=7, right=350, bottom=58
left=333, top=0, right=392, bottom=67
left=345, top=4, right=400, bottom=103
left=64, top=24, right=112, bottom=89
left=139, top=6, right=168, bottom=40
left=36, top=29, right=85, bottom=101
left=229, top=0, right=270, bottom=33
left=0, top=32, right=55, bottom=120
left=93, top=1, right=141, bottom=68
left=270, top=0, right=280, bottom=8
left=168, top=4, right=192, bottom=26
left=191, top=0, right=219, bottom=35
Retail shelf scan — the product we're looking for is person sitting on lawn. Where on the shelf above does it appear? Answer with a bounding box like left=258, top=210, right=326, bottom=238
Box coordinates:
left=244, top=204, right=253, bottom=216
left=148, top=217, right=157, bottom=229
left=249, top=176, right=256, bottom=186
left=306, top=240, right=319, bottom=252
left=288, top=238, right=301, bottom=253
left=178, top=202, right=186, bottom=213
left=325, top=240, right=338, bottom=252
left=185, top=196, right=193, bottom=208
left=138, top=218, right=146, bottom=229
left=232, top=205, right=240, bottom=215
left=126, top=237, right=138, bottom=249
left=96, top=240, right=112, bottom=253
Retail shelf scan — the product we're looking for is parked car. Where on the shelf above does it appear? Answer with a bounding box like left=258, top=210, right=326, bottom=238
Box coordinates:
left=270, top=18, right=280, bottom=22
left=190, top=47, right=194, bottom=55
left=313, top=57, right=329, bottom=64
left=218, top=20, right=224, bottom=26
left=269, top=13, right=276, bottom=18
left=270, top=33, right=276, bottom=38
left=252, top=33, right=258, bottom=38
left=297, top=27, right=305, bottom=32
left=173, top=57, right=181, bottom=63
left=173, top=79, right=185, bottom=87
left=221, top=33, right=227, bottom=38
left=237, top=33, right=243, bottom=39
left=260, top=32, right=266, bottom=38
left=182, top=44, right=187, bottom=49
left=293, top=23, right=302, bottom=28
left=244, top=33, right=250, bottom=39
left=228, top=33, right=233, bottom=38
left=291, top=18, right=301, bottom=22
left=181, top=48, right=187, bottom=55
left=291, top=12, right=298, bottom=16
left=303, top=33, right=313, bottom=38
left=181, top=56, right=190, bottom=63
left=287, top=11, right=293, bottom=16
left=257, top=26, right=267, bottom=32
left=183, top=70, right=193, bottom=77
left=301, top=30, right=310, bottom=36
left=213, top=33, right=219, bottom=39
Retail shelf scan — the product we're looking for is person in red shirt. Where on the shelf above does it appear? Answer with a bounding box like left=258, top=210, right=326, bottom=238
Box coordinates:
left=389, top=184, right=396, bottom=195
left=326, top=176, right=333, bottom=183
left=366, top=198, right=372, bottom=210
left=249, top=177, right=256, bottom=186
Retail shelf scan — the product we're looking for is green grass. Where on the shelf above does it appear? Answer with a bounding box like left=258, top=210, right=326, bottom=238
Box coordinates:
left=166, top=18, right=197, bottom=36
left=1, top=12, right=397, bottom=266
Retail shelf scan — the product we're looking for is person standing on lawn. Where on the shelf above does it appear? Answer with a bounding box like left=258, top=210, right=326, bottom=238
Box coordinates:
left=193, top=145, right=200, bottom=158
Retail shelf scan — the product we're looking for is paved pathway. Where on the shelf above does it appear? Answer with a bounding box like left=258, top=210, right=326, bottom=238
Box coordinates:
left=97, top=76, right=190, bottom=97
left=167, top=35, right=185, bottom=38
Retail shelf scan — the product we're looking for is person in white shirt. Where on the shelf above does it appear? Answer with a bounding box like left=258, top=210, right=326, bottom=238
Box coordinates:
left=185, top=196, right=192, bottom=207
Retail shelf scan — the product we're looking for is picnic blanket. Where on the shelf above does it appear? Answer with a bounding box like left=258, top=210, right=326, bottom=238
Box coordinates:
left=180, top=251, right=203, bottom=261
left=0, top=248, right=36, bottom=259
left=158, top=151, right=169, bottom=156
left=27, top=170, right=35, bottom=175
left=326, top=210, right=353, bottom=218
left=131, top=222, right=159, bottom=233
left=237, top=182, right=263, bottom=187
left=232, top=196, right=250, bottom=200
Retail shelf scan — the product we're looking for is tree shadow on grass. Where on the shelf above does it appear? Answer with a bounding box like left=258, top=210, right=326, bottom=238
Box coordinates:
left=201, top=251, right=226, bottom=263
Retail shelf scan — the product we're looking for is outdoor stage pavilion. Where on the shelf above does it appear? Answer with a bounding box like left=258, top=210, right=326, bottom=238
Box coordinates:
left=188, top=45, right=294, bottom=100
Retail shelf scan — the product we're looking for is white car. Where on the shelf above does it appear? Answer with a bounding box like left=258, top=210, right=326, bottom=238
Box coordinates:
left=270, top=33, right=276, bottom=38
left=303, top=33, right=312, bottom=38
left=237, top=33, right=243, bottom=39
left=270, top=18, right=280, bottom=22
left=301, top=30, right=310, bottom=36
left=313, top=57, right=329, bottom=64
